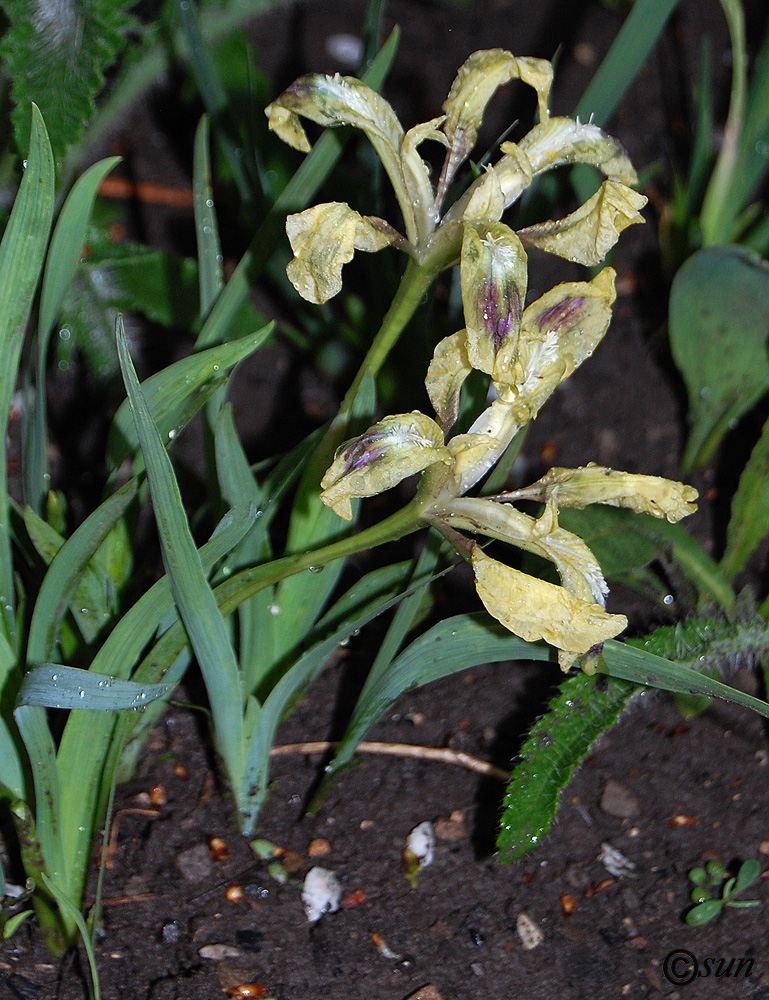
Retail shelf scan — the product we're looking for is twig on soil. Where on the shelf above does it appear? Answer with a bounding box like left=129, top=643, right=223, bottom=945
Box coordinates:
left=269, top=740, right=511, bottom=782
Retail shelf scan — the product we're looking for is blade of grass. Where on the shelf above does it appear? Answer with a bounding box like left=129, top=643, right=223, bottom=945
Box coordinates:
left=193, top=116, right=224, bottom=319
left=0, top=105, right=55, bottom=642
left=116, top=317, right=246, bottom=803
left=18, top=665, right=174, bottom=711
left=107, top=324, right=272, bottom=469
left=599, top=639, right=769, bottom=717
left=571, top=0, right=681, bottom=203
left=25, top=156, right=121, bottom=513
left=26, top=480, right=138, bottom=664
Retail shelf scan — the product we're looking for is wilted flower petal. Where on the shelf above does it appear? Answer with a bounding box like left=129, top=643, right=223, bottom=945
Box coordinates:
left=425, top=331, right=473, bottom=431
left=266, top=73, right=421, bottom=242
left=462, top=166, right=506, bottom=225
left=438, top=50, right=553, bottom=203
left=402, top=117, right=448, bottom=241
left=461, top=223, right=528, bottom=375
left=500, top=464, right=699, bottom=522
left=471, top=545, right=627, bottom=670
left=513, top=117, right=638, bottom=185
left=321, top=412, right=450, bottom=520
left=445, top=496, right=609, bottom=605
left=517, top=180, right=647, bottom=266
left=495, top=268, right=616, bottom=413
left=286, top=203, right=397, bottom=303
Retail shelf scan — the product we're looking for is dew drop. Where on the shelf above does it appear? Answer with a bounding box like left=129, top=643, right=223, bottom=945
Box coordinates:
left=663, top=594, right=674, bottom=605
left=168, top=428, right=177, bottom=440
left=205, top=198, right=214, bottom=208
left=212, top=364, right=219, bottom=371
left=78, top=689, right=85, bottom=699
left=308, top=565, right=321, bottom=573
left=269, top=604, right=281, bottom=616
left=22, top=159, right=27, bottom=169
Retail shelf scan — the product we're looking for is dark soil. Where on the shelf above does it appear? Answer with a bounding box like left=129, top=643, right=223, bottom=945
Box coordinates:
left=3, top=1, right=769, bottom=998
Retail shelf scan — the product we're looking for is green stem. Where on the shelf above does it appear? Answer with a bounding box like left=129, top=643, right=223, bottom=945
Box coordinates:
left=217, top=496, right=428, bottom=615
left=700, top=0, right=747, bottom=245
left=331, top=255, right=440, bottom=442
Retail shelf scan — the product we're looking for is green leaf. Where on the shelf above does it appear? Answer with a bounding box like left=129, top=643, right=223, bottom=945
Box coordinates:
left=272, top=372, right=376, bottom=663
left=240, top=559, right=430, bottom=835
left=107, top=324, right=273, bottom=468
left=0, top=105, right=55, bottom=640
left=498, top=671, right=635, bottom=861
left=26, top=480, right=138, bottom=663
left=331, top=613, right=552, bottom=791
left=52, top=502, right=256, bottom=920
left=599, top=639, right=769, bottom=718
left=116, top=318, right=246, bottom=808
left=559, top=506, right=736, bottom=613
left=193, top=116, right=224, bottom=319
left=721, top=413, right=769, bottom=579
left=17, top=664, right=173, bottom=711
left=733, top=858, right=761, bottom=895
left=25, top=156, right=121, bottom=513
left=686, top=899, right=723, bottom=925
left=0, top=0, right=135, bottom=163
left=670, top=246, right=769, bottom=472
left=319, top=532, right=445, bottom=789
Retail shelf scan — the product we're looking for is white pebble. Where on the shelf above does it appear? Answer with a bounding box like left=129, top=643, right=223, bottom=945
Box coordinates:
left=516, top=912, right=544, bottom=950
left=302, top=866, right=342, bottom=923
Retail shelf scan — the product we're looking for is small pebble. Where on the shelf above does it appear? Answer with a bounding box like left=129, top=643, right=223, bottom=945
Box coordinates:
left=302, top=867, right=342, bottom=923
left=434, top=812, right=468, bottom=842
left=516, top=912, right=544, bottom=950
left=600, top=779, right=639, bottom=819
left=198, top=944, right=242, bottom=961
left=599, top=842, right=636, bottom=878
left=175, top=843, right=213, bottom=883
left=307, top=838, right=331, bottom=858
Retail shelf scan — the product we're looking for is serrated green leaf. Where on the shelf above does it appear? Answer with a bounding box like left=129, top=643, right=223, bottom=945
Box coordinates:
left=0, top=0, right=135, bottom=163
left=721, top=413, right=769, bottom=579
left=670, top=246, right=769, bottom=472
left=497, top=671, right=634, bottom=861
left=59, top=232, right=200, bottom=390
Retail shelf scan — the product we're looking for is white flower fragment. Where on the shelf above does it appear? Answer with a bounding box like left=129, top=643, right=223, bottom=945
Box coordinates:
left=402, top=820, right=435, bottom=888
left=302, top=866, right=342, bottom=923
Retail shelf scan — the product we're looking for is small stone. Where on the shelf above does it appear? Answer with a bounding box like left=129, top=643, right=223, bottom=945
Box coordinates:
left=302, top=867, right=342, bottom=923
left=516, top=912, right=544, bottom=950
left=307, top=838, right=331, bottom=858
left=600, top=779, right=640, bottom=819
left=198, top=944, right=242, bottom=961
left=758, top=840, right=769, bottom=856
left=599, top=842, right=636, bottom=878
left=434, top=813, right=468, bottom=842
left=175, top=843, right=212, bottom=883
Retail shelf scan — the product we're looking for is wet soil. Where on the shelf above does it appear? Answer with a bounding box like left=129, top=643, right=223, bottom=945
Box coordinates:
left=3, top=1, right=769, bottom=998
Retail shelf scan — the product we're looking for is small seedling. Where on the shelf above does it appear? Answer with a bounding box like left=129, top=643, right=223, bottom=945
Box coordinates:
left=685, top=859, right=762, bottom=926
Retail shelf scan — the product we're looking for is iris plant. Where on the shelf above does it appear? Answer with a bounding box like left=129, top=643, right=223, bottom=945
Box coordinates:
left=266, top=49, right=697, bottom=671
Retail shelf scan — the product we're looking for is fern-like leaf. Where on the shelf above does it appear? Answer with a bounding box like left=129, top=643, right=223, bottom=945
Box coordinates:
left=0, top=0, right=136, bottom=163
